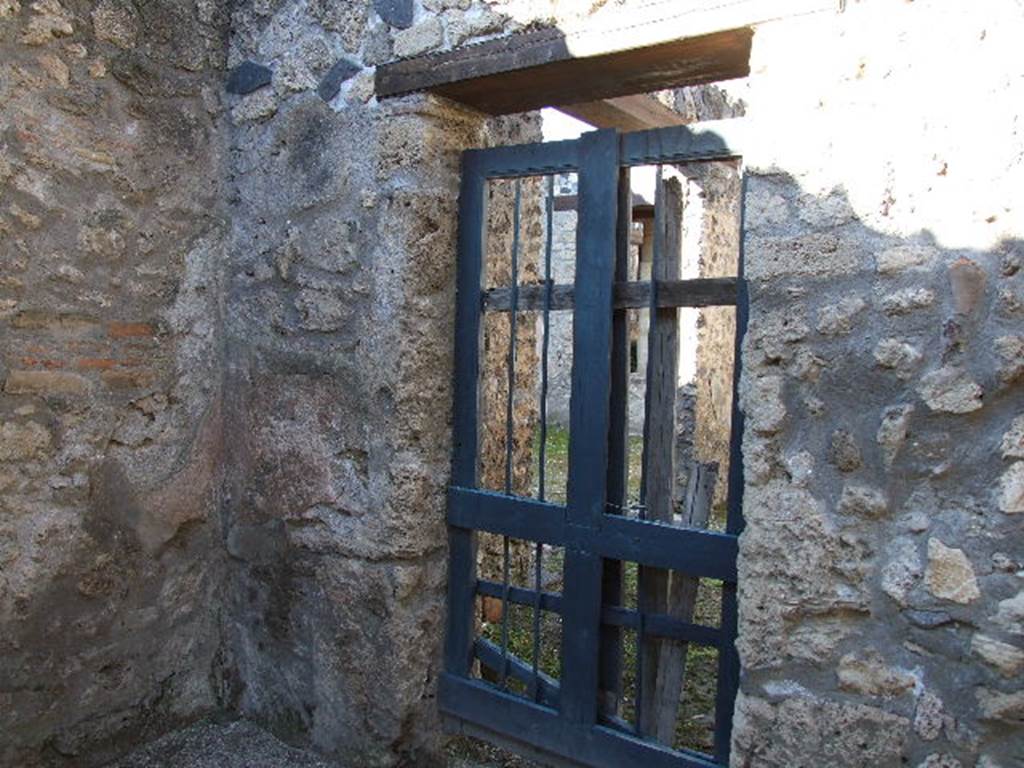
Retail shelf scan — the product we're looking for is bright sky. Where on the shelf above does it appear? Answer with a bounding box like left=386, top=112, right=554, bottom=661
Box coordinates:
left=541, top=108, right=657, bottom=202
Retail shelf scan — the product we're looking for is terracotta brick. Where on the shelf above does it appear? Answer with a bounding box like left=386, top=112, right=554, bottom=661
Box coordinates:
left=107, top=322, right=155, bottom=339
left=76, top=358, right=118, bottom=370
left=11, top=311, right=99, bottom=336
left=100, top=369, right=155, bottom=390
left=4, top=370, right=90, bottom=395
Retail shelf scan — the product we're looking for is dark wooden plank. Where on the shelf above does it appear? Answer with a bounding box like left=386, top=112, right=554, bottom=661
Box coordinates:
left=601, top=606, right=721, bottom=648
left=483, top=278, right=738, bottom=312
left=445, top=150, right=488, bottom=677
left=448, top=487, right=566, bottom=545
left=449, top=489, right=737, bottom=581
left=595, top=516, right=738, bottom=583
left=474, top=580, right=722, bottom=649
left=377, top=27, right=752, bottom=116
left=560, top=128, right=620, bottom=727
left=439, top=674, right=720, bottom=768
left=638, top=174, right=683, bottom=737
left=472, top=139, right=579, bottom=179
left=477, top=579, right=564, bottom=614
left=559, top=95, right=689, bottom=132
left=474, top=638, right=561, bottom=709
left=652, top=462, right=717, bottom=743
left=598, top=165, right=632, bottom=718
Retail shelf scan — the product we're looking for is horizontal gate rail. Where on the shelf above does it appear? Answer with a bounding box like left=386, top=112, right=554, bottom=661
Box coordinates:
left=476, top=579, right=722, bottom=648
left=620, top=121, right=743, bottom=166
left=440, top=674, right=720, bottom=768
left=483, top=277, right=738, bottom=312
left=449, top=487, right=737, bottom=582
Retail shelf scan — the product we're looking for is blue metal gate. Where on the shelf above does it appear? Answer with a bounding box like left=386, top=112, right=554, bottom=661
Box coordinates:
left=441, top=125, right=746, bottom=768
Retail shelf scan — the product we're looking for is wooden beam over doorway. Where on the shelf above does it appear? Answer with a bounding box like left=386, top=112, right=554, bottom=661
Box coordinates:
left=558, top=95, right=690, bottom=131
left=376, top=27, right=753, bottom=116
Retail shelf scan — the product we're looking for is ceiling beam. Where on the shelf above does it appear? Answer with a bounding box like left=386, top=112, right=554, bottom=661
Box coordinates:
left=376, top=27, right=753, bottom=116
left=557, top=95, right=690, bottom=132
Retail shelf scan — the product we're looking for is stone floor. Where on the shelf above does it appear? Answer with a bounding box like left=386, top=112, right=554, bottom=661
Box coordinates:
left=105, top=719, right=540, bottom=768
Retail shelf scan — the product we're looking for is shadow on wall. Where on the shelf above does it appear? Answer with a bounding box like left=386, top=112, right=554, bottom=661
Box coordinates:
left=733, top=169, right=1023, bottom=768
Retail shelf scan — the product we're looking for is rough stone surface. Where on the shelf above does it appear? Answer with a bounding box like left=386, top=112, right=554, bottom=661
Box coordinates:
left=732, top=692, right=910, bottom=767
left=998, top=462, right=1024, bottom=513
left=970, top=634, right=1024, bottom=677
left=317, top=58, right=361, bottom=102
left=992, top=591, right=1024, bottom=636
left=874, top=338, right=924, bottom=379
left=925, top=539, right=981, bottom=604
left=226, top=60, right=272, bottom=94
left=374, top=0, right=414, bottom=29
left=837, top=651, right=917, bottom=698
left=877, top=404, right=913, bottom=469
left=393, top=17, right=444, bottom=58
left=918, top=366, right=984, bottom=414
left=2, top=2, right=1022, bottom=768
left=1001, top=415, right=1024, bottom=459
left=1, top=2, right=228, bottom=765
left=108, top=720, right=336, bottom=768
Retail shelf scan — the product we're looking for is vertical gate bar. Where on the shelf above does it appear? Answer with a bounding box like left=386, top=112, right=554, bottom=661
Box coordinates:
left=598, top=164, right=632, bottom=718
left=715, top=168, right=748, bottom=764
left=560, top=128, right=619, bottom=727
left=446, top=152, right=487, bottom=677
left=504, top=178, right=522, bottom=496
left=499, top=178, right=523, bottom=689
left=531, top=174, right=555, bottom=702
left=634, top=163, right=664, bottom=738
left=639, top=172, right=683, bottom=740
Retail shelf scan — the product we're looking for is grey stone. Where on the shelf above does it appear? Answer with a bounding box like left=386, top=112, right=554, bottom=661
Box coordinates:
left=1001, top=415, right=1024, bottom=459
left=976, top=688, right=1024, bottom=722
left=994, top=335, right=1024, bottom=385
left=992, top=591, right=1024, bottom=636
left=837, top=651, right=916, bottom=697
left=838, top=483, right=889, bottom=518
left=318, top=58, right=361, bottom=102
left=393, top=17, right=444, bottom=58
left=374, top=0, right=414, bottom=29
left=227, top=60, right=272, bottom=94
left=829, top=429, right=862, bottom=471
left=917, top=754, right=963, bottom=768
left=107, top=720, right=336, bottom=768
left=914, top=691, right=948, bottom=740
left=925, top=538, right=980, bottom=604
left=918, top=366, right=983, bottom=414
left=881, top=287, right=935, bottom=316
left=877, top=404, right=913, bottom=469
left=877, top=243, right=940, bottom=274
left=874, top=338, right=923, bottom=379
left=971, top=633, right=1024, bottom=677
left=881, top=536, right=922, bottom=607
left=904, top=609, right=954, bottom=629
left=998, top=463, right=1024, bottom=514
left=816, top=296, right=866, bottom=336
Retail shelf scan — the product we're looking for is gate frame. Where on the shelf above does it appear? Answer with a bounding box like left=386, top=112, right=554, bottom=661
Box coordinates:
left=442, top=123, right=747, bottom=768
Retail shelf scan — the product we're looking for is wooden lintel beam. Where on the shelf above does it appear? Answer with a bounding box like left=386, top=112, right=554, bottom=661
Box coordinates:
left=558, top=95, right=690, bottom=132
left=376, top=27, right=753, bottom=116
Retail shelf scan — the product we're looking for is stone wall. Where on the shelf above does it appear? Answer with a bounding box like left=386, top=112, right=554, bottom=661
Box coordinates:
left=2, top=1, right=1022, bottom=767
left=0, top=1, right=229, bottom=765
left=729, top=3, right=1024, bottom=767
left=217, top=3, right=544, bottom=764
